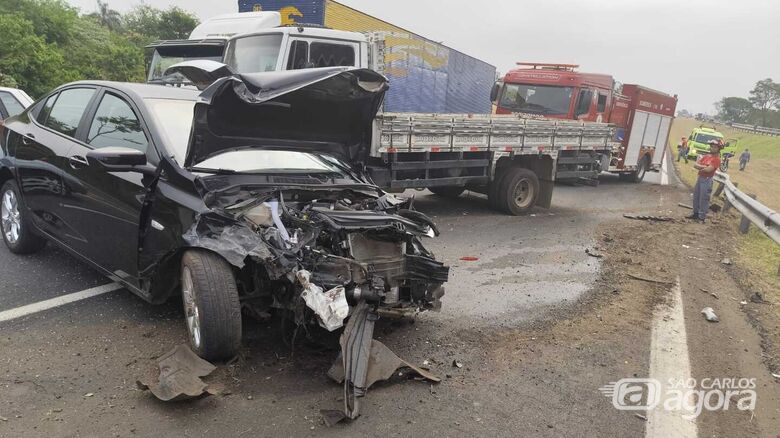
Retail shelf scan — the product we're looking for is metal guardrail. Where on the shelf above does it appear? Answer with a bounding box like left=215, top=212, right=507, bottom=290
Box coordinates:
left=714, top=171, right=780, bottom=245
left=730, top=123, right=780, bottom=137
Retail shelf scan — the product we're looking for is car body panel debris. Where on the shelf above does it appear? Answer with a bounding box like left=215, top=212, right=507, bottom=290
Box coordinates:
left=137, top=345, right=217, bottom=401
left=324, top=302, right=440, bottom=424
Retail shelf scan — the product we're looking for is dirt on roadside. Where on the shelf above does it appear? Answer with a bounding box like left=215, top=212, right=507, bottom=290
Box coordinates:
left=488, top=183, right=780, bottom=437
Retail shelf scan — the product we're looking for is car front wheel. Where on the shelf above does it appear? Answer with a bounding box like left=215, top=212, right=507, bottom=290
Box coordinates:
left=181, top=250, right=242, bottom=361
left=1, top=180, right=46, bottom=254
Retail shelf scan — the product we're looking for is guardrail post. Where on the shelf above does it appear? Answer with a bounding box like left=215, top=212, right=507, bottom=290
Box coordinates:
left=714, top=181, right=725, bottom=197
left=722, top=182, right=737, bottom=213
left=739, top=193, right=757, bottom=234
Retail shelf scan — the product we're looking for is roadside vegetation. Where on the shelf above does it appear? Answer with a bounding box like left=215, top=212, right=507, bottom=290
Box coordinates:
left=0, top=0, right=199, bottom=97
left=670, top=117, right=780, bottom=307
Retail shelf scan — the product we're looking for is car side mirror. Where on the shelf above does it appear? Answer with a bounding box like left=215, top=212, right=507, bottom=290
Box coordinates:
left=86, top=147, right=156, bottom=175
left=490, top=83, right=500, bottom=103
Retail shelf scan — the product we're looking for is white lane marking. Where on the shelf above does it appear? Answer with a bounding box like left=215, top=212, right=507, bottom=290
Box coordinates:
left=0, top=283, right=123, bottom=323
left=660, top=155, right=670, bottom=186
left=646, top=277, right=697, bottom=438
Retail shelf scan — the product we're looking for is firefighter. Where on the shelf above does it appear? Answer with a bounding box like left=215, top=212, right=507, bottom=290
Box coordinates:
left=687, top=139, right=723, bottom=222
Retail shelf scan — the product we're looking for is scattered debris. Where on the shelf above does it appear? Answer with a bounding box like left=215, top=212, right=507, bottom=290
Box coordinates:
left=0, top=416, right=7, bottom=422
left=740, top=300, right=748, bottom=306
left=623, top=214, right=674, bottom=222
left=771, top=373, right=780, bottom=380
left=602, top=235, right=614, bottom=243
left=627, top=273, right=674, bottom=286
left=459, top=256, right=479, bottom=262
left=320, top=409, right=347, bottom=428
left=634, top=413, right=648, bottom=421
left=83, top=393, right=94, bottom=398
left=700, top=288, right=718, bottom=299
left=721, top=258, right=733, bottom=266
left=452, top=360, right=463, bottom=368
left=709, top=204, right=722, bottom=213
left=750, top=292, right=766, bottom=304
left=701, top=308, right=720, bottom=323
left=585, top=248, right=604, bottom=258
left=677, top=203, right=693, bottom=210
left=326, top=303, right=441, bottom=424
left=136, top=344, right=217, bottom=402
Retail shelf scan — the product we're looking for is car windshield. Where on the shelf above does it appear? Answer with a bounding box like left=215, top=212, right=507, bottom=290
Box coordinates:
left=147, top=46, right=225, bottom=84
left=194, top=150, right=361, bottom=179
left=225, top=34, right=283, bottom=73
left=499, top=83, right=573, bottom=115
left=694, top=133, right=722, bottom=144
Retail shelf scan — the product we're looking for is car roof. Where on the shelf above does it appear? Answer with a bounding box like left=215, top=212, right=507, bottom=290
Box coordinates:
left=64, top=81, right=199, bottom=101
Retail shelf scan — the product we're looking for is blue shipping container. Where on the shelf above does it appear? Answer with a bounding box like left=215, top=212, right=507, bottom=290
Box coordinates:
left=238, top=0, right=496, bottom=114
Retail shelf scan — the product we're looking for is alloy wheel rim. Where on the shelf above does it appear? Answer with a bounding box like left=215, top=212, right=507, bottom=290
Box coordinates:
left=1, top=190, right=21, bottom=244
left=513, top=179, right=532, bottom=208
left=181, top=266, right=201, bottom=349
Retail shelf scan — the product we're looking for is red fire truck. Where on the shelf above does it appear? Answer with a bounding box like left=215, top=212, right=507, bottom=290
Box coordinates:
left=491, top=63, right=678, bottom=182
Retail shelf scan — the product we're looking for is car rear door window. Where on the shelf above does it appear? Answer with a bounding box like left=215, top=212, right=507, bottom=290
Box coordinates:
left=86, top=93, right=148, bottom=152
left=0, top=92, right=25, bottom=117
left=45, top=88, right=96, bottom=137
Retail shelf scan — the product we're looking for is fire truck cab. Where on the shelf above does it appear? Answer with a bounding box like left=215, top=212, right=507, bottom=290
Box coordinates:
left=492, top=63, right=615, bottom=123
left=492, top=63, right=677, bottom=183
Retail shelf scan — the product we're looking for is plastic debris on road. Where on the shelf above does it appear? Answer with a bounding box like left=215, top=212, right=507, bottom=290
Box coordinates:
left=701, top=307, right=720, bottom=323
left=136, top=344, right=217, bottom=401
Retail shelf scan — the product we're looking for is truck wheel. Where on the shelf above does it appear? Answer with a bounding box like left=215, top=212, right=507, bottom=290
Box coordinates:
left=181, top=250, right=242, bottom=361
left=487, top=167, right=508, bottom=210
left=496, top=167, right=540, bottom=216
left=629, top=156, right=649, bottom=183
left=1, top=180, right=46, bottom=254
left=429, top=186, right=465, bottom=198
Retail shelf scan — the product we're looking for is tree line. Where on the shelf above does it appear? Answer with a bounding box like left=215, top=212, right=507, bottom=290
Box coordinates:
left=0, top=0, right=199, bottom=98
left=716, top=79, right=780, bottom=128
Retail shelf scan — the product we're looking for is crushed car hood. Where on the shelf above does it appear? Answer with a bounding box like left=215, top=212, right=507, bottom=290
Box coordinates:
left=165, top=62, right=389, bottom=168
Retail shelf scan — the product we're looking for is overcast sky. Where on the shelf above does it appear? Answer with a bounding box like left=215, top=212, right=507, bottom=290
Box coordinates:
left=66, top=0, right=780, bottom=114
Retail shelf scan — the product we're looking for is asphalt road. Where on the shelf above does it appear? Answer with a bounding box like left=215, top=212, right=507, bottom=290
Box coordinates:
left=5, top=156, right=773, bottom=438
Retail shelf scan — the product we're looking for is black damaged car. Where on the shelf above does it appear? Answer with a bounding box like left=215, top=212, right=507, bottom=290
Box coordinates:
left=0, top=67, right=449, bottom=362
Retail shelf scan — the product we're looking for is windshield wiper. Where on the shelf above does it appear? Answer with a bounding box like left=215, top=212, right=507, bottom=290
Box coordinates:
left=189, top=167, right=237, bottom=175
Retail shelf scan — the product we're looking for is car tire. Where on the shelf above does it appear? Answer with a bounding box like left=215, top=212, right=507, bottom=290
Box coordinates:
left=429, top=186, right=466, bottom=198
left=496, top=167, right=540, bottom=216
left=181, top=250, right=242, bottom=361
left=1, top=180, right=46, bottom=254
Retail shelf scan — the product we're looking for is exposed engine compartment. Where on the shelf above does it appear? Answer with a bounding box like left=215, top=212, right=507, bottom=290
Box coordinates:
left=184, top=183, right=449, bottom=332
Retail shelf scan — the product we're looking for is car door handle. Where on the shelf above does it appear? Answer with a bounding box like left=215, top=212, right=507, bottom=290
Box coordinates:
left=68, top=155, right=89, bottom=168
left=21, top=133, right=35, bottom=145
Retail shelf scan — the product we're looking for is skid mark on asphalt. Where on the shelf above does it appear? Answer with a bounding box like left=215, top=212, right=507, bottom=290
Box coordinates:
left=0, top=283, right=123, bottom=323
left=646, top=276, right=697, bottom=438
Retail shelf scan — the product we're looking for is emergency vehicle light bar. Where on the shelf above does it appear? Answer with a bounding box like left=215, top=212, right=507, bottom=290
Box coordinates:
left=516, top=62, right=579, bottom=71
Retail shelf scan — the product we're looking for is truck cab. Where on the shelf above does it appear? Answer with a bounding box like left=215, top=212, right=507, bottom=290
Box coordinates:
left=686, top=127, right=731, bottom=158
left=146, top=11, right=368, bottom=85
left=492, top=63, right=615, bottom=123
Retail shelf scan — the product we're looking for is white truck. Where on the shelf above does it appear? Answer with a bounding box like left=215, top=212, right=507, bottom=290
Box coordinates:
left=148, top=12, right=619, bottom=215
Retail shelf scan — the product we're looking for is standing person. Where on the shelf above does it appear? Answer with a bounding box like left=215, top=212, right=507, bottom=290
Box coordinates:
left=688, top=140, right=722, bottom=222
left=677, top=137, right=688, bottom=162
left=739, top=148, right=751, bottom=171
